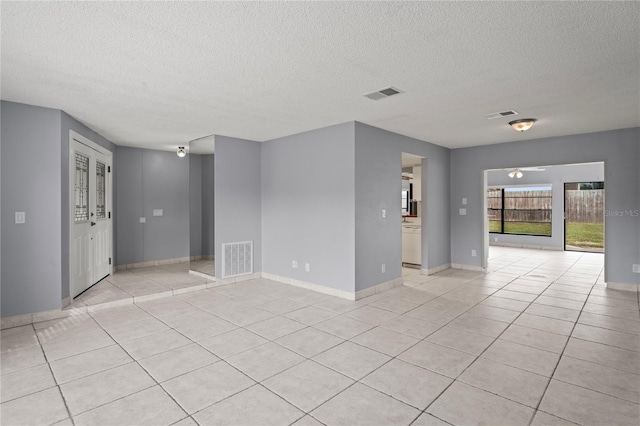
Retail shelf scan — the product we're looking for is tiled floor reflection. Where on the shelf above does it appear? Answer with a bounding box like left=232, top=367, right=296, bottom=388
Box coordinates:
left=1, top=247, right=638, bottom=425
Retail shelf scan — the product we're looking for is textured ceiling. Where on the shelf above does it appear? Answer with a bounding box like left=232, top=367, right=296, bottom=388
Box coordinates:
left=2, top=2, right=639, bottom=150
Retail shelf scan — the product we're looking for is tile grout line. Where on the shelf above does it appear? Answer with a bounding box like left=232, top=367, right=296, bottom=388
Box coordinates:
left=279, top=268, right=530, bottom=423
left=414, top=256, right=584, bottom=425
left=73, top=310, right=191, bottom=422
left=294, top=272, right=519, bottom=425
left=128, top=300, right=308, bottom=423
left=526, top=253, right=598, bottom=425
left=30, top=322, right=77, bottom=426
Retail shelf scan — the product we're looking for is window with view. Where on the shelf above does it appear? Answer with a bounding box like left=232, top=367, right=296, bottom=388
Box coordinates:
left=488, top=186, right=552, bottom=236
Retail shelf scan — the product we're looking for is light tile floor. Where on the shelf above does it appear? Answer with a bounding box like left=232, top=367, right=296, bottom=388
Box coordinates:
left=68, top=263, right=214, bottom=310
left=2, top=247, right=639, bottom=425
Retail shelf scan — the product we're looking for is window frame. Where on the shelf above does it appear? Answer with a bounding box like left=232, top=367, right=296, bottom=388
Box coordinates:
left=488, top=185, right=553, bottom=237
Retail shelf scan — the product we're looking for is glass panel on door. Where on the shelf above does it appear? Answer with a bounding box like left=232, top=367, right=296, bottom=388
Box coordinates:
left=75, top=153, right=89, bottom=222
left=96, top=161, right=106, bottom=220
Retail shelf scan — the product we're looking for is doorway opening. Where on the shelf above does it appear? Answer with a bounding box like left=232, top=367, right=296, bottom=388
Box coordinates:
left=69, top=131, right=113, bottom=299
left=564, top=181, right=605, bottom=253
left=401, top=152, right=425, bottom=271
left=482, top=162, right=605, bottom=268
left=189, top=136, right=215, bottom=279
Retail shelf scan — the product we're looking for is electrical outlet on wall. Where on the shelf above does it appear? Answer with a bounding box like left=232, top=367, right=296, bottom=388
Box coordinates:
left=305, top=263, right=310, bottom=272
left=471, top=250, right=477, bottom=257
left=15, top=212, right=25, bottom=224
left=292, top=260, right=298, bottom=269
left=633, top=264, right=640, bottom=274
left=381, top=263, right=386, bottom=273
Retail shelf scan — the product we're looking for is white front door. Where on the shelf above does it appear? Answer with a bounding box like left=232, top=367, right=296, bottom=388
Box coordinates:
left=70, top=136, right=112, bottom=298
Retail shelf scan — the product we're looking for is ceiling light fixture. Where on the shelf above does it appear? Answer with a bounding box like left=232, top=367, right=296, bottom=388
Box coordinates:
left=508, top=169, right=523, bottom=179
left=177, top=146, right=186, bottom=157
left=509, top=118, right=537, bottom=132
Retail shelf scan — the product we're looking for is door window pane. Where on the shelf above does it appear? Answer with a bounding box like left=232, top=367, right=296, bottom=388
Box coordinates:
left=75, top=153, right=89, bottom=222
left=96, top=162, right=106, bottom=219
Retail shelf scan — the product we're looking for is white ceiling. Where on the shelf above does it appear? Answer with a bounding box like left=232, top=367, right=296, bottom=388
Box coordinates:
left=2, top=2, right=638, bottom=151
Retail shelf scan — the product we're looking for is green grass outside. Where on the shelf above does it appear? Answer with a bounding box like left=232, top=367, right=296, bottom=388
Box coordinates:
left=566, top=222, right=604, bottom=248
left=489, top=220, right=551, bottom=235
left=489, top=220, right=501, bottom=233
left=489, top=221, right=603, bottom=249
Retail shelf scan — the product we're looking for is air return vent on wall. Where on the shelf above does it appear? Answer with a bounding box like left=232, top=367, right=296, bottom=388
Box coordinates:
left=222, top=241, right=253, bottom=279
left=363, top=86, right=404, bottom=100
left=485, top=110, right=519, bottom=120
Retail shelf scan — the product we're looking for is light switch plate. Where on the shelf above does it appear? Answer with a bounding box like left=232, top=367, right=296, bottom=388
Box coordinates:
left=462, top=197, right=467, bottom=205
left=459, top=208, right=467, bottom=216
left=15, top=212, right=25, bottom=224
left=140, top=217, right=146, bottom=223
left=153, top=209, right=163, bottom=217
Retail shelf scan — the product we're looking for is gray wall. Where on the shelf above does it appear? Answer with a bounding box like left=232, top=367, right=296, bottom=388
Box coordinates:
left=115, top=147, right=144, bottom=264
left=354, top=122, right=451, bottom=291
left=451, top=127, right=640, bottom=285
left=262, top=123, right=356, bottom=292
left=201, top=154, right=215, bottom=256
left=214, top=136, right=262, bottom=278
left=1, top=101, right=63, bottom=317
left=487, top=163, right=604, bottom=249
left=189, top=154, right=202, bottom=256
left=1, top=101, right=118, bottom=316
left=61, top=111, right=116, bottom=299
left=115, top=147, right=189, bottom=265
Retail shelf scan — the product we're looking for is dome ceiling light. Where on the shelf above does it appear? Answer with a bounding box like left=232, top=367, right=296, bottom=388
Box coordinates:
left=509, top=118, right=537, bottom=132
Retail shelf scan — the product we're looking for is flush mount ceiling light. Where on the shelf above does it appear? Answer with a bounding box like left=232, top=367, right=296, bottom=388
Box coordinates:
left=509, top=118, right=537, bottom=132
left=177, top=146, right=186, bottom=157
left=508, top=169, right=524, bottom=179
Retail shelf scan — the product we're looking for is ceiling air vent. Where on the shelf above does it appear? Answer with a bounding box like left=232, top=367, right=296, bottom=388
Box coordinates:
left=364, top=86, right=404, bottom=101
left=485, top=110, right=519, bottom=120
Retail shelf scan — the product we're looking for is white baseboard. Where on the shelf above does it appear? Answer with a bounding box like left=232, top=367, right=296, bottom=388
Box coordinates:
left=1, top=313, right=34, bottom=329
left=261, top=273, right=404, bottom=301
left=355, top=278, right=404, bottom=300
left=216, top=272, right=262, bottom=286
left=422, top=263, right=451, bottom=275
left=606, top=282, right=639, bottom=292
left=451, top=263, right=485, bottom=272
left=115, top=256, right=191, bottom=271
left=190, top=255, right=215, bottom=261
left=261, top=273, right=356, bottom=300
left=490, top=242, right=562, bottom=251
